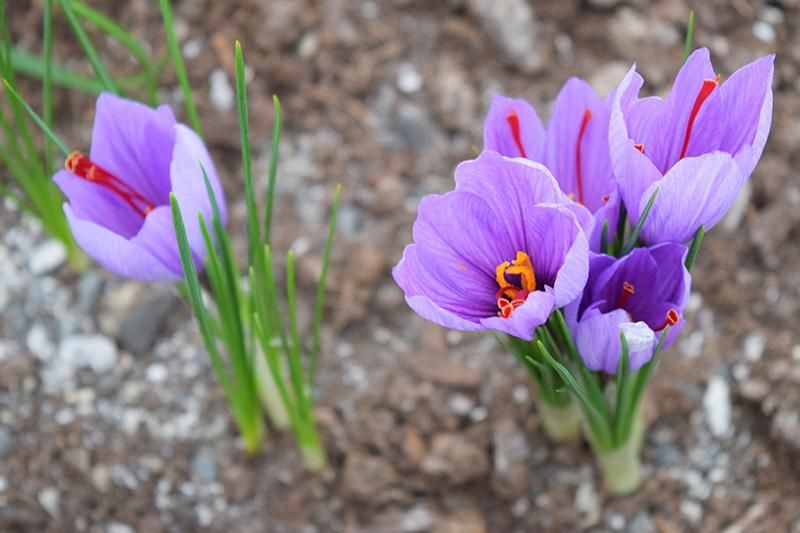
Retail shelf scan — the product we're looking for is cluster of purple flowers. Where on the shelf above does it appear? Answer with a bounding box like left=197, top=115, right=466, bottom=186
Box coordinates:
left=393, top=48, right=774, bottom=373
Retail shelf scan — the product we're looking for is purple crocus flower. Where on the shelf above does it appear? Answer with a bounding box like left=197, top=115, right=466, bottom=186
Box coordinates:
left=609, top=49, right=774, bottom=244
left=393, top=150, right=592, bottom=340
left=565, top=243, right=691, bottom=374
left=483, top=78, right=620, bottom=250
left=53, top=93, right=226, bottom=282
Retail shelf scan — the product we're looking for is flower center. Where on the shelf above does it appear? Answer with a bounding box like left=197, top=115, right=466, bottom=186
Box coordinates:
left=679, top=75, right=720, bottom=159
left=575, top=109, right=592, bottom=205
left=65, top=151, right=154, bottom=218
left=505, top=109, right=527, bottom=158
left=495, top=251, right=536, bottom=318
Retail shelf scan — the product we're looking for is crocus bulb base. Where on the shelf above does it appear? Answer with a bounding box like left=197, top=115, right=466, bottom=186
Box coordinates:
left=596, top=435, right=642, bottom=495
left=537, top=394, right=582, bottom=443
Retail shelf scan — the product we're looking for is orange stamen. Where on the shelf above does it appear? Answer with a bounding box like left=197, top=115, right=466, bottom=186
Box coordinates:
left=654, top=309, right=680, bottom=332
left=617, top=281, right=635, bottom=308
left=494, top=252, right=536, bottom=318
left=65, top=151, right=154, bottom=217
left=679, top=75, right=720, bottom=160
left=506, top=109, right=527, bottom=158
left=575, top=109, right=592, bottom=205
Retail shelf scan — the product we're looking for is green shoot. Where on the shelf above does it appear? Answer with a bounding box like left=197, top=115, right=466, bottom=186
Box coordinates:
left=159, top=0, right=202, bottom=134
left=57, top=0, right=119, bottom=94
left=683, top=11, right=696, bottom=63
left=685, top=225, right=704, bottom=271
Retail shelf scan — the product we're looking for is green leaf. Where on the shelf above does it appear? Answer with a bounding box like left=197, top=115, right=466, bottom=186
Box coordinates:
left=264, top=95, right=283, bottom=243
left=2, top=79, right=70, bottom=156
left=57, top=0, right=120, bottom=94
left=621, top=187, right=658, bottom=255
left=685, top=225, right=704, bottom=271
left=683, top=11, right=696, bottom=63
left=234, top=41, right=262, bottom=268
left=42, top=0, right=54, bottom=170
left=159, top=0, right=201, bottom=134
left=600, top=220, right=609, bottom=255
left=309, top=184, right=341, bottom=383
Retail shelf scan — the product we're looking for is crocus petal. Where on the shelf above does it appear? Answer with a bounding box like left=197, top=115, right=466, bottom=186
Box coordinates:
left=481, top=286, right=556, bottom=340
left=648, top=48, right=716, bottom=172
left=62, top=203, right=179, bottom=282
left=619, top=321, right=657, bottom=371
left=393, top=245, right=491, bottom=327
left=609, top=67, right=665, bottom=222
left=574, top=308, right=631, bottom=374
left=53, top=169, right=142, bottom=239
left=640, top=151, right=744, bottom=244
left=89, top=93, right=177, bottom=207
left=545, top=78, right=615, bottom=212
left=170, top=124, right=227, bottom=260
left=719, top=54, right=774, bottom=178
left=588, top=189, right=620, bottom=253
left=647, top=243, right=691, bottom=307
left=483, top=95, right=546, bottom=160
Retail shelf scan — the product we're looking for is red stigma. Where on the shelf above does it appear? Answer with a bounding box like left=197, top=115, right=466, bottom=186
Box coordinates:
left=617, top=281, right=635, bottom=309
left=575, top=109, right=592, bottom=205
left=65, top=151, right=154, bottom=218
left=506, top=109, right=527, bottom=158
left=679, top=75, right=720, bottom=160
left=633, top=143, right=645, bottom=154
left=654, top=308, right=680, bottom=332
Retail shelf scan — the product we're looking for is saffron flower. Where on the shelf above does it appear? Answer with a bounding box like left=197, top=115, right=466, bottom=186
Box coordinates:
left=393, top=150, right=592, bottom=340
left=566, top=243, right=691, bottom=374
left=609, top=49, right=774, bottom=244
left=53, top=93, right=225, bottom=281
left=483, top=78, right=619, bottom=249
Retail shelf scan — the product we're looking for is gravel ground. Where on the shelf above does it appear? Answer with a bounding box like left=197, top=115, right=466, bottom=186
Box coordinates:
left=2, top=0, right=800, bottom=531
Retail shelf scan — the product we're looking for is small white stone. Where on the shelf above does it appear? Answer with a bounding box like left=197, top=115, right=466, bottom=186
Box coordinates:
left=38, top=487, right=61, bottom=518
left=448, top=393, right=475, bottom=415
left=761, top=6, right=785, bottom=25
left=512, top=385, right=529, bottom=404
left=743, top=333, right=765, bottom=362
left=606, top=512, right=626, bottom=530
left=575, top=480, right=601, bottom=526
left=0, top=475, right=7, bottom=492
left=297, top=32, right=319, bottom=58
left=703, top=375, right=732, bottom=438
left=396, top=63, right=423, bottom=94
left=26, top=324, right=53, bottom=360
left=107, top=522, right=135, bottom=533
left=752, top=21, right=776, bottom=43
left=182, top=39, right=203, bottom=59
left=680, top=499, right=703, bottom=524
left=59, top=335, right=118, bottom=374
left=469, top=406, right=488, bottom=422
left=29, top=239, right=66, bottom=275
left=209, top=69, right=234, bottom=112
left=792, top=345, right=800, bottom=361
left=145, top=363, right=168, bottom=384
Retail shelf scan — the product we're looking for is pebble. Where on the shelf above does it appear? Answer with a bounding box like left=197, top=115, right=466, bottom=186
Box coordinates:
left=491, top=417, right=529, bottom=497
left=26, top=324, right=53, bottom=360
left=575, top=480, right=601, bottom=527
left=107, top=522, right=135, bottom=533
left=0, top=425, right=12, bottom=459
left=38, top=486, right=61, bottom=518
left=342, top=454, right=398, bottom=500
left=192, top=447, right=218, bottom=484
left=29, top=240, right=66, bottom=275
left=145, top=363, right=169, bottom=384
left=743, top=333, right=765, bottom=362
left=297, top=32, right=319, bottom=59
left=59, top=334, right=118, bottom=374
left=703, top=375, right=732, bottom=438
left=680, top=499, right=703, bottom=525
left=0, top=476, right=7, bottom=492
left=209, top=69, right=234, bottom=112
left=606, top=512, right=626, bottom=530
left=396, top=62, right=423, bottom=94
left=399, top=504, right=434, bottom=532
left=752, top=21, right=776, bottom=43
left=467, top=0, right=543, bottom=73
left=117, top=289, right=181, bottom=355
left=421, top=433, right=489, bottom=484
left=448, top=393, right=475, bottom=415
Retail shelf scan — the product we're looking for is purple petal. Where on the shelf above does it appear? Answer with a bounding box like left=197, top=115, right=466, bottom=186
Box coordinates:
left=545, top=78, right=615, bottom=212
left=89, top=93, right=176, bottom=208
left=719, top=54, right=775, bottom=177
left=53, top=169, right=143, bottom=239
left=393, top=245, right=491, bottom=327
left=574, top=308, right=630, bottom=374
left=62, top=203, right=180, bottom=282
left=170, top=124, right=227, bottom=261
left=648, top=48, right=716, bottom=172
left=648, top=243, right=691, bottom=308
left=640, top=151, right=745, bottom=244
left=609, top=67, right=665, bottom=223
left=483, top=95, right=546, bottom=160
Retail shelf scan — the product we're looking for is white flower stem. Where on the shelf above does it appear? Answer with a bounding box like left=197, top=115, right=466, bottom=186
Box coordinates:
left=254, top=347, right=291, bottom=430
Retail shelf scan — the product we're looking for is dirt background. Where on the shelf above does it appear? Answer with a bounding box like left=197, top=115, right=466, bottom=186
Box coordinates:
left=2, top=0, right=800, bottom=531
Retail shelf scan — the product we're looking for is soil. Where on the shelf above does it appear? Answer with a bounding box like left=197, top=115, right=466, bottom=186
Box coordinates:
left=2, top=0, right=800, bottom=532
